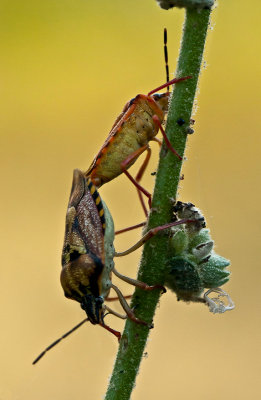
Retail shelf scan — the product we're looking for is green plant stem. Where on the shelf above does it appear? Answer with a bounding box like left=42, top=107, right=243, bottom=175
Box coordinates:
left=105, top=7, right=211, bottom=400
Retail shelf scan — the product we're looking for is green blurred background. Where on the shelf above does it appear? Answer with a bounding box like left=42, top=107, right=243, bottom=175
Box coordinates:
left=1, top=0, right=260, bottom=399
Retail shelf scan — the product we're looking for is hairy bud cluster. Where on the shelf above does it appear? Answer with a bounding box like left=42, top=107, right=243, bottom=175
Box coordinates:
left=165, top=202, right=234, bottom=313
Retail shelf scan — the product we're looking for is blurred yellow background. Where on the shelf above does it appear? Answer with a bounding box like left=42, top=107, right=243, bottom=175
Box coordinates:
left=1, top=0, right=260, bottom=399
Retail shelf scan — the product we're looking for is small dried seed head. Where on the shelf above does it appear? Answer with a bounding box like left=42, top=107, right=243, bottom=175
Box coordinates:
left=204, top=288, right=235, bottom=314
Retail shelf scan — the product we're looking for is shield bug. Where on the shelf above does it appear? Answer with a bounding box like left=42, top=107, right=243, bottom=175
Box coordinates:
left=85, top=30, right=191, bottom=214
left=61, top=171, right=194, bottom=327
left=60, top=169, right=163, bottom=330
left=33, top=172, right=196, bottom=364
left=85, top=76, right=189, bottom=213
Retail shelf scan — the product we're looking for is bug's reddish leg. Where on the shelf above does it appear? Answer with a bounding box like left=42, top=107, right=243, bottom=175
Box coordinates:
left=152, top=115, right=182, bottom=160
left=135, top=147, right=152, bottom=183
left=135, top=147, right=152, bottom=217
left=136, top=189, right=148, bottom=217
left=111, top=284, right=153, bottom=328
left=124, top=169, right=152, bottom=208
left=147, top=76, right=192, bottom=96
left=115, top=218, right=195, bottom=257
left=106, top=295, right=132, bottom=301
left=112, top=267, right=166, bottom=293
left=121, top=145, right=152, bottom=208
left=115, top=222, right=146, bottom=235
left=151, top=137, right=162, bottom=147
left=99, top=322, right=121, bottom=341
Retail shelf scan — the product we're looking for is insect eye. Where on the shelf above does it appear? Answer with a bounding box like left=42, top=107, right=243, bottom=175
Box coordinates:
left=129, top=97, right=136, bottom=106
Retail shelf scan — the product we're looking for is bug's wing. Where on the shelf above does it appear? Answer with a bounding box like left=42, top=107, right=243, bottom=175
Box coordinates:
left=62, top=169, right=105, bottom=266
left=107, top=99, right=131, bottom=133
left=68, top=169, right=85, bottom=208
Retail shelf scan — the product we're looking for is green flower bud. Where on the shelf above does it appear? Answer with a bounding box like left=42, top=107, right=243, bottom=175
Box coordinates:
left=188, top=228, right=211, bottom=251
left=169, top=229, right=189, bottom=255
left=206, top=253, right=230, bottom=269
left=200, top=259, right=230, bottom=288
left=165, top=256, right=203, bottom=300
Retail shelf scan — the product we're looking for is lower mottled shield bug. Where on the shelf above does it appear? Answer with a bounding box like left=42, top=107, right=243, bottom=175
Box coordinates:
left=60, top=169, right=165, bottom=330
left=33, top=172, right=195, bottom=364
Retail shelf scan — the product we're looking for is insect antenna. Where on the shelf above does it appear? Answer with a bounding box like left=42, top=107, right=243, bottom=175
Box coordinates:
left=32, top=318, right=88, bottom=365
left=164, top=28, right=170, bottom=91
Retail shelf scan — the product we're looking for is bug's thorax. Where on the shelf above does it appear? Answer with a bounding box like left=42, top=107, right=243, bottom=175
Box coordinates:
left=128, top=93, right=166, bottom=138
left=152, top=91, right=170, bottom=113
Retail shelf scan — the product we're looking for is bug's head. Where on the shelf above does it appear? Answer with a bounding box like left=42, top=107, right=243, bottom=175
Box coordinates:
left=60, top=252, right=105, bottom=325
left=152, top=92, right=170, bottom=113
left=80, top=294, right=104, bottom=325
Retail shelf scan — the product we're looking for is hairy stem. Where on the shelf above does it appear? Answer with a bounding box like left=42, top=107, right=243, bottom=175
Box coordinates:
left=105, top=7, right=212, bottom=400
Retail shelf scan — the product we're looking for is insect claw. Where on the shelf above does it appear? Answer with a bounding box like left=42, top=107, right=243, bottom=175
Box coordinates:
left=145, top=284, right=166, bottom=294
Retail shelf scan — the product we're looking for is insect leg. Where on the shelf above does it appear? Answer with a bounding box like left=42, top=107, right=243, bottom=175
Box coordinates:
left=115, top=221, right=146, bottom=235
left=151, top=137, right=162, bottom=147
left=115, top=218, right=195, bottom=257
left=136, top=187, right=148, bottom=217
left=112, top=267, right=165, bottom=293
left=99, top=322, right=121, bottom=341
left=152, top=115, right=182, bottom=160
left=147, top=76, right=191, bottom=96
left=106, top=294, right=132, bottom=301
left=110, top=284, right=153, bottom=328
left=104, top=305, right=128, bottom=319
left=121, top=145, right=152, bottom=208
left=135, top=147, right=152, bottom=217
